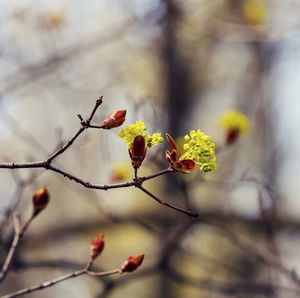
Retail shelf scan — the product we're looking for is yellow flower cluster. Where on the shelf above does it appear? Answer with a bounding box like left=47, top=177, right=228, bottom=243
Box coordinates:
left=243, top=0, right=268, bottom=25
left=118, top=121, right=164, bottom=149
left=218, top=110, right=250, bottom=135
left=183, top=130, right=216, bottom=173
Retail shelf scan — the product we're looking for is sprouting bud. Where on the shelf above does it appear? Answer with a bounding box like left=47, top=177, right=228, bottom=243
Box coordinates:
left=33, top=187, right=50, bottom=216
left=165, top=133, right=196, bottom=173
left=129, top=135, right=146, bottom=168
left=90, top=232, right=105, bottom=260
left=101, top=110, right=126, bottom=129
left=119, top=253, right=144, bottom=274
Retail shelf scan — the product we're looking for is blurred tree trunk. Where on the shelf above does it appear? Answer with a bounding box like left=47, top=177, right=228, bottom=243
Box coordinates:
left=158, top=1, right=193, bottom=297
left=161, top=0, right=192, bottom=138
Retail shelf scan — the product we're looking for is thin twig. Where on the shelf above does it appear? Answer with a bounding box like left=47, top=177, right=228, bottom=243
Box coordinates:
left=47, top=127, right=85, bottom=162
left=0, top=213, right=37, bottom=284
left=1, top=265, right=119, bottom=298
left=0, top=102, right=171, bottom=191
left=1, top=256, right=118, bottom=298
left=48, top=164, right=137, bottom=190
left=47, top=97, right=103, bottom=163
left=140, top=168, right=173, bottom=182
left=0, top=99, right=199, bottom=219
left=87, top=124, right=105, bottom=129
left=136, top=185, right=199, bottom=218
left=0, top=163, right=172, bottom=191
left=87, top=96, right=103, bottom=122
left=86, top=269, right=119, bottom=276
left=0, top=215, right=21, bottom=284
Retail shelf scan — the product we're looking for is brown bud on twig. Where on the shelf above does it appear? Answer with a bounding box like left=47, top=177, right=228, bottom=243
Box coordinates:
left=33, top=187, right=50, bottom=216
left=226, top=128, right=239, bottom=145
left=119, top=253, right=144, bottom=273
left=101, top=110, right=126, bottom=129
left=129, top=135, right=146, bottom=169
left=90, top=232, right=105, bottom=260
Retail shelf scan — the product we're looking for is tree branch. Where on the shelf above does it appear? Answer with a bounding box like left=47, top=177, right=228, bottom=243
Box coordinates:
left=0, top=213, right=35, bottom=284
left=1, top=264, right=119, bottom=298
left=136, top=184, right=199, bottom=218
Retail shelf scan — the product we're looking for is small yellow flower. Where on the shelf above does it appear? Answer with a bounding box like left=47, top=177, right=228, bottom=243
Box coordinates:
left=219, top=110, right=250, bottom=136
left=183, top=130, right=216, bottom=173
left=41, top=5, right=66, bottom=28
left=118, top=121, right=164, bottom=149
left=243, top=0, right=268, bottom=25
left=110, top=162, right=131, bottom=182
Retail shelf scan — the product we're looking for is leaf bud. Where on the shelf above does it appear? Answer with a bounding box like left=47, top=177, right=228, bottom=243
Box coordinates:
left=33, top=187, right=50, bottom=216
left=90, top=232, right=105, bottom=260
left=119, top=253, right=144, bottom=274
left=101, top=110, right=126, bottom=129
left=129, top=135, right=146, bottom=168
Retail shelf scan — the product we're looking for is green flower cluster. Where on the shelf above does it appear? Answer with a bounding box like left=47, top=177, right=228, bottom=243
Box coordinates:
left=118, top=121, right=164, bottom=149
left=183, top=130, right=216, bottom=173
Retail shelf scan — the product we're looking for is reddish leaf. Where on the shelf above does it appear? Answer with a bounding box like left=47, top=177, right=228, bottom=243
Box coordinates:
left=166, top=133, right=177, bottom=151
left=178, top=159, right=196, bottom=173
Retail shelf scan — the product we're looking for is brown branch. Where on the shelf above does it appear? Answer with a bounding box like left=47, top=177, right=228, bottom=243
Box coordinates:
left=2, top=261, right=119, bottom=298
left=0, top=213, right=34, bottom=284
left=48, top=164, right=137, bottom=190
left=86, top=124, right=105, bottom=129
left=140, top=168, right=174, bottom=182
left=136, top=184, right=199, bottom=218
left=0, top=98, right=200, bottom=218
left=47, top=96, right=103, bottom=163
left=0, top=100, right=170, bottom=191
left=47, top=127, right=85, bottom=163
left=87, top=96, right=103, bottom=122
left=0, top=163, right=172, bottom=191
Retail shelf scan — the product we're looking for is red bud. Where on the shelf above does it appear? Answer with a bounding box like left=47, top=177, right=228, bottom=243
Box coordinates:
left=101, top=110, right=126, bottom=129
left=90, top=232, right=105, bottom=260
left=120, top=253, right=144, bottom=274
left=226, top=129, right=239, bottom=145
left=129, top=135, right=146, bottom=168
left=33, top=187, right=50, bottom=216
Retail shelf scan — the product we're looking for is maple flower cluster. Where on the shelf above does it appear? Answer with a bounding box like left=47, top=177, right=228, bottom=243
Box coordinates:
left=183, top=130, right=217, bottom=173
left=118, top=121, right=164, bottom=149
left=218, top=110, right=250, bottom=144
left=118, top=121, right=217, bottom=173
left=118, top=121, right=164, bottom=168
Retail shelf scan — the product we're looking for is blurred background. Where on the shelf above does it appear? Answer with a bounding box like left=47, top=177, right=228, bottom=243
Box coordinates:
left=1, top=0, right=300, bottom=297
